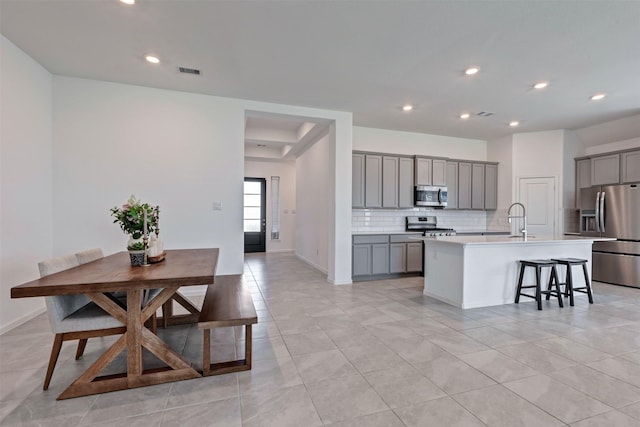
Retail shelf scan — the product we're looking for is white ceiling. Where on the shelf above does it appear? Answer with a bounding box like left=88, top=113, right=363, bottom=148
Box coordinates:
left=2, top=0, right=639, bottom=153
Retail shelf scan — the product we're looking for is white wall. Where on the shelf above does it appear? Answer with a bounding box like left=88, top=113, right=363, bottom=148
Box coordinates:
left=512, top=130, right=566, bottom=234
left=353, top=126, right=487, bottom=160
left=573, top=114, right=640, bottom=151
left=244, top=160, right=296, bottom=252
left=295, top=132, right=331, bottom=273
left=0, top=35, right=53, bottom=333
left=53, top=76, right=246, bottom=275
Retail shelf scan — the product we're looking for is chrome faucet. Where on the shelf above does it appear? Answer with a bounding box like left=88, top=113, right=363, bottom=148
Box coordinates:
left=507, top=202, right=528, bottom=239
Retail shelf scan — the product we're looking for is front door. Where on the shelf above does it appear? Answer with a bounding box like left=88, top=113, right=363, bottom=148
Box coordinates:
left=518, top=176, right=556, bottom=236
left=244, top=178, right=266, bottom=253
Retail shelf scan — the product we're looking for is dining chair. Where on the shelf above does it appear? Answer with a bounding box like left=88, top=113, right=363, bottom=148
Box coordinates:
left=39, top=254, right=126, bottom=390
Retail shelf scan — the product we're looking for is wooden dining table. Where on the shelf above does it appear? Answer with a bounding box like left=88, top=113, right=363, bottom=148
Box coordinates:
left=11, top=248, right=218, bottom=400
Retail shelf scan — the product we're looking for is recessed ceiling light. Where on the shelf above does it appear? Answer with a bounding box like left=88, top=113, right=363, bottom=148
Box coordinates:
left=465, top=67, right=479, bottom=75
left=509, top=121, right=520, bottom=127
left=402, top=105, right=413, bottom=112
left=533, top=82, right=548, bottom=90
left=120, top=0, right=135, bottom=4
left=590, top=93, right=606, bottom=101
left=145, top=55, right=160, bottom=64
left=460, top=113, right=470, bottom=119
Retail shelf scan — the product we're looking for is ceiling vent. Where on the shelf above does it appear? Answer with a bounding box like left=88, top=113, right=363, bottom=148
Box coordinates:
left=178, top=67, right=200, bottom=75
left=476, top=112, right=494, bottom=117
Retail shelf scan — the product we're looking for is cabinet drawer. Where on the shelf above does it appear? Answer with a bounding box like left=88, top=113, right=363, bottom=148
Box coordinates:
left=389, top=234, right=421, bottom=243
left=353, top=235, right=389, bottom=244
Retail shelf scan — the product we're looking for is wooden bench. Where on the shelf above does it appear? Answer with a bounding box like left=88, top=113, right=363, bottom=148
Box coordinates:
left=198, top=274, right=258, bottom=376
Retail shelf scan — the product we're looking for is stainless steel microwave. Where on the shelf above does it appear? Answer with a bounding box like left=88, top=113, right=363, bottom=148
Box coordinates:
left=415, top=185, right=447, bottom=208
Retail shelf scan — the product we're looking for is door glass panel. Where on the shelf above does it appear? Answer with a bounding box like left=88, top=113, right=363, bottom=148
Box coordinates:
left=244, top=181, right=261, bottom=194
left=243, top=207, right=261, bottom=219
left=244, top=220, right=261, bottom=232
left=244, top=194, right=261, bottom=206
left=244, top=180, right=264, bottom=233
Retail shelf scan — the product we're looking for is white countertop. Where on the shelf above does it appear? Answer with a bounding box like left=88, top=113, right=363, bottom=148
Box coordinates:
left=352, top=231, right=423, bottom=236
left=415, top=235, right=616, bottom=246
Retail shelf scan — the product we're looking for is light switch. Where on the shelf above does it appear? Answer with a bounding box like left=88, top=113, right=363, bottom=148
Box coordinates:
left=212, top=201, right=222, bottom=211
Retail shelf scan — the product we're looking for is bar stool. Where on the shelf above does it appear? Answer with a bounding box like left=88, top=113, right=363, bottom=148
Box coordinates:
left=515, top=259, right=564, bottom=310
left=550, top=258, right=594, bottom=306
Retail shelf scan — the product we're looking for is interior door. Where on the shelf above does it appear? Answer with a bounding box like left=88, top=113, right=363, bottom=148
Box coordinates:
left=518, top=177, right=556, bottom=236
left=244, top=178, right=266, bottom=253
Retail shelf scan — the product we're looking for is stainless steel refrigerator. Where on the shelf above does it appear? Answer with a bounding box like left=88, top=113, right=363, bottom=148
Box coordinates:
left=580, top=183, right=640, bottom=288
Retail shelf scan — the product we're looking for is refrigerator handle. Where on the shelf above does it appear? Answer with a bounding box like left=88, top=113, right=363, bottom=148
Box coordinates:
left=595, top=192, right=601, bottom=232
left=600, top=191, right=605, bottom=233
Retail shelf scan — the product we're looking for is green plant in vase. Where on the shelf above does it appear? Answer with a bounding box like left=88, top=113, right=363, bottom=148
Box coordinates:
left=110, top=195, right=159, bottom=265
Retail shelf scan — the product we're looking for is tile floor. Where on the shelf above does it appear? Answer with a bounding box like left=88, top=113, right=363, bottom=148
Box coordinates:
left=1, top=252, right=640, bottom=426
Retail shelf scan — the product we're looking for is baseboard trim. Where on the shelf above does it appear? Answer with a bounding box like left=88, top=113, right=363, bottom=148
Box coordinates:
left=0, top=306, right=47, bottom=335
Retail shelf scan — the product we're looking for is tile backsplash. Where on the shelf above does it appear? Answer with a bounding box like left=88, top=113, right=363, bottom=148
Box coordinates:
left=352, top=208, right=500, bottom=232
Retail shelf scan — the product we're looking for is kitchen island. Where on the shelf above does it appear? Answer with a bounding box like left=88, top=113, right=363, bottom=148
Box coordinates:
left=418, top=235, right=613, bottom=309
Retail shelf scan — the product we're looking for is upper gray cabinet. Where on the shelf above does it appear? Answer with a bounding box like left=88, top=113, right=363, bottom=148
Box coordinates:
left=621, top=150, right=640, bottom=183
left=484, top=163, right=498, bottom=210
left=415, top=156, right=447, bottom=186
left=354, top=151, right=498, bottom=210
left=352, top=153, right=365, bottom=208
left=445, top=162, right=458, bottom=209
left=353, top=152, right=414, bottom=208
left=471, top=163, right=485, bottom=210
left=415, top=157, right=432, bottom=186
left=432, top=159, right=447, bottom=186
left=398, top=157, right=414, bottom=208
left=575, top=157, right=591, bottom=208
left=365, top=155, right=383, bottom=208
left=454, top=161, right=496, bottom=210
left=591, top=154, right=620, bottom=186
left=382, top=156, right=399, bottom=208
left=458, top=162, right=472, bottom=209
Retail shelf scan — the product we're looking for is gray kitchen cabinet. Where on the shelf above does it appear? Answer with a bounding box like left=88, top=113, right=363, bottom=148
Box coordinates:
left=365, top=155, right=383, bottom=207
left=591, top=154, right=620, bottom=186
left=406, top=242, right=423, bottom=272
left=432, top=159, right=447, bottom=186
left=484, top=163, right=497, bottom=210
left=458, top=162, right=472, bottom=209
left=398, top=157, right=414, bottom=208
left=389, top=243, right=407, bottom=273
left=352, top=244, right=371, bottom=276
left=382, top=156, right=399, bottom=208
left=621, top=150, right=640, bottom=183
left=353, top=235, right=389, bottom=277
left=471, top=163, right=485, bottom=209
left=352, top=154, right=365, bottom=208
left=575, top=157, right=591, bottom=208
left=371, top=244, right=389, bottom=275
left=446, top=162, right=458, bottom=209
left=415, top=157, right=432, bottom=186
left=353, top=234, right=422, bottom=279
left=416, top=156, right=447, bottom=186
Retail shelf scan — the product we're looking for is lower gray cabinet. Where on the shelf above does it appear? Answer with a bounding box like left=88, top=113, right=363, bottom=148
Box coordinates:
left=372, top=244, right=390, bottom=274
left=353, top=234, right=423, bottom=279
left=353, top=235, right=390, bottom=277
left=352, top=244, right=371, bottom=276
left=389, top=243, right=407, bottom=273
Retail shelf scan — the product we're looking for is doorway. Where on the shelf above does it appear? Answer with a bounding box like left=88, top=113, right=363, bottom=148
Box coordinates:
left=518, top=176, right=556, bottom=236
left=244, top=178, right=266, bottom=253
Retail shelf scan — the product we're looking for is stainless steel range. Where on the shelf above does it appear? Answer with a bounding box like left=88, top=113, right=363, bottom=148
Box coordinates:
left=406, top=216, right=456, bottom=237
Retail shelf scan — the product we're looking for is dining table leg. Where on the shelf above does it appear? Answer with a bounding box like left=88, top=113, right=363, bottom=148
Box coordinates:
left=57, top=288, right=201, bottom=400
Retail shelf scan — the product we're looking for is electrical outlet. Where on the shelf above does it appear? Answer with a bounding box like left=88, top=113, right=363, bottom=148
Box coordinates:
left=212, top=201, right=222, bottom=211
